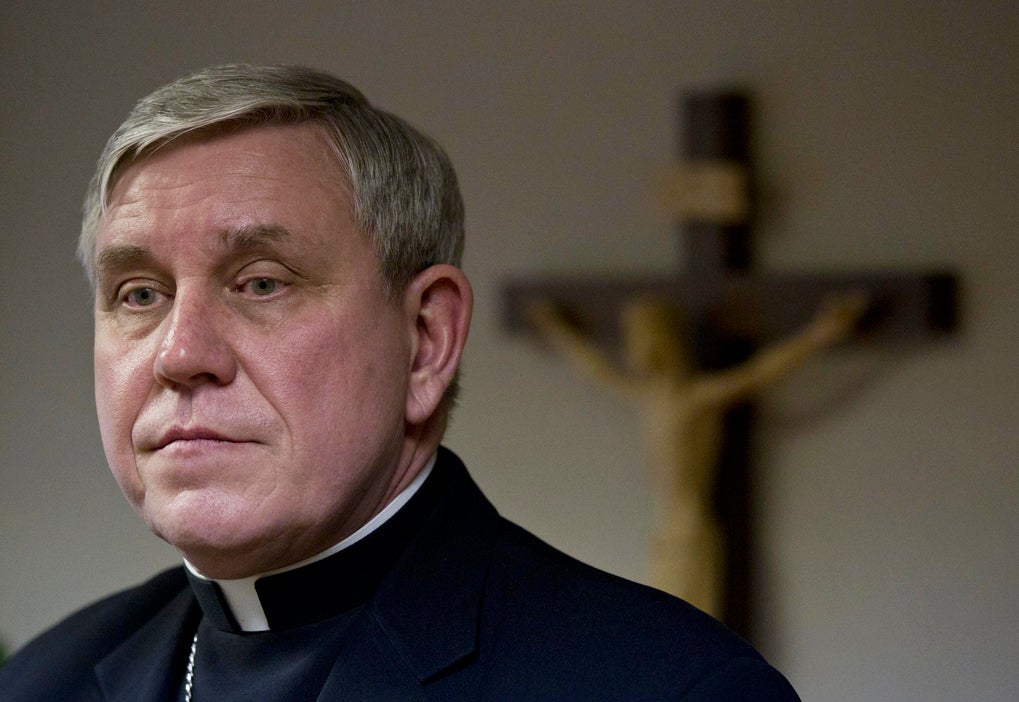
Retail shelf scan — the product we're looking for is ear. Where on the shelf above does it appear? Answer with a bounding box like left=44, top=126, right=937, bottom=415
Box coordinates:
left=402, top=264, right=473, bottom=426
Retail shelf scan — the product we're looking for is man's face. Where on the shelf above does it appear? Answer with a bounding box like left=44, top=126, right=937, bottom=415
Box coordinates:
left=93, top=123, right=415, bottom=578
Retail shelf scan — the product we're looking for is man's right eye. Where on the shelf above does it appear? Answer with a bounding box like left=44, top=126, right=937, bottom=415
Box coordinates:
left=121, top=287, right=161, bottom=308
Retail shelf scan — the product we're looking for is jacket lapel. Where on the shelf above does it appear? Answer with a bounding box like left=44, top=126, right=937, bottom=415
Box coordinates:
left=317, top=448, right=500, bottom=697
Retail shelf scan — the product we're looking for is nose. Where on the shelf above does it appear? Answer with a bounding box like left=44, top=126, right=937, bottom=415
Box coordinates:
left=153, top=290, right=237, bottom=389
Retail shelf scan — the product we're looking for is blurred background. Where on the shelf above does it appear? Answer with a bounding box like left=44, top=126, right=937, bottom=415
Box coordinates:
left=1, top=2, right=1015, bottom=699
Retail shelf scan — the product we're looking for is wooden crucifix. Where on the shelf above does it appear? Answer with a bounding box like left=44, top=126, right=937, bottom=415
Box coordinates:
left=501, top=91, right=957, bottom=638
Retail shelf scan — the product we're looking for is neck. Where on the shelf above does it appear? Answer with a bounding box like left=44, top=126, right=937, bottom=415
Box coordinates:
left=185, top=454, right=437, bottom=632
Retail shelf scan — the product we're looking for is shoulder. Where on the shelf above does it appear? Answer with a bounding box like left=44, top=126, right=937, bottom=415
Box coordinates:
left=13, top=566, right=189, bottom=658
left=0, top=567, right=189, bottom=700
left=401, top=448, right=798, bottom=698
left=482, top=520, right=799, bottom=700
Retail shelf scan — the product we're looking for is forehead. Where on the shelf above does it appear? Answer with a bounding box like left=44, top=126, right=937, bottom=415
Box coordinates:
left=109, top=121, right=347, bottom=206
left=97, top=122, right=357, bottom=258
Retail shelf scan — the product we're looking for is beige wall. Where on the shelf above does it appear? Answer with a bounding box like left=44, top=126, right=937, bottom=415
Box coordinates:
left=2, top=2, right=1016, bottom=699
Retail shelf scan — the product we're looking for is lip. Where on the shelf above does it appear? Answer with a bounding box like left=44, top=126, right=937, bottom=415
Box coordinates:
left=154, top=426, right=243, bottom=451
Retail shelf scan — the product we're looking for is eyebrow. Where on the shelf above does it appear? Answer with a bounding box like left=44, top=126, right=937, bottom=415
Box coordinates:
left=95, top=244, right=156, bottom=282
left=218, top=223, right=294, bottom=252
left=95, top=224, right=296, bottom=281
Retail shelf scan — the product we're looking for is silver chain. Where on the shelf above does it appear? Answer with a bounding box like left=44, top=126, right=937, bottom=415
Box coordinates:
left=184, top=631, right=198, bottom=702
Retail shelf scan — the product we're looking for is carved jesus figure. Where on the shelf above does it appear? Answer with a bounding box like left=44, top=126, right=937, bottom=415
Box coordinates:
left=527, top=293, right=866, bottom=618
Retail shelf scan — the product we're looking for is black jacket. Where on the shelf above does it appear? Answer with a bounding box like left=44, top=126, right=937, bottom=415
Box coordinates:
left=0, top=448, right=798, bottom=700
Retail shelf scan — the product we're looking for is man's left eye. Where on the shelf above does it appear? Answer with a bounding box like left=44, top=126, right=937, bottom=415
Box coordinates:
left=247, top=278, right=278, bottom=296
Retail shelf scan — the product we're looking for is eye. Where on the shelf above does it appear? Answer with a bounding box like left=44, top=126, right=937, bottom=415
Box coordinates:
left=247, top=278, right=278, bottom=296
left=234, top=260, right=293, bottom=299
left=118, top=285, right=166, bottom=309
left=128, top=288, right=159, bottom=306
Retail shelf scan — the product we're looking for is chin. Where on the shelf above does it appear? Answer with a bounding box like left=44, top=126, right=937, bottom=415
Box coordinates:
left=146, top=493, right=273, bottom=564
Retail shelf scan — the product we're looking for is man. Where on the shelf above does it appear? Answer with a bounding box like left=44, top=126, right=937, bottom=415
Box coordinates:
left=1, top=64, right=799, bottom=700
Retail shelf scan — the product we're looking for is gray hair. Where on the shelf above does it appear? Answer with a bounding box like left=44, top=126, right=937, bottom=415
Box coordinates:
left=78, top=64, right=465, bottom=295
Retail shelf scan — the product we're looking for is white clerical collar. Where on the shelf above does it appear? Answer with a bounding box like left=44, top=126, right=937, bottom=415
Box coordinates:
left=184, top=455, right=436, bottom=632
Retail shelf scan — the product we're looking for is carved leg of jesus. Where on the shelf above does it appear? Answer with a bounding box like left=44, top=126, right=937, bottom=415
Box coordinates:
left=650, top=500, right=725, bottom=619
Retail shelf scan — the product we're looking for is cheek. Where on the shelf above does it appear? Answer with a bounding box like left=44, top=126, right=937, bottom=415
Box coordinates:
left=94, top=336, right=150, bottom=493
left=95, top=343, right=141, bottom=429
left=266, top=318, right=409, bottom=450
